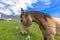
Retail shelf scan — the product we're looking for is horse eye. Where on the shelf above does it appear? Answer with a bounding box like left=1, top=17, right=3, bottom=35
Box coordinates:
left=21, top=19, right=23, bottom=22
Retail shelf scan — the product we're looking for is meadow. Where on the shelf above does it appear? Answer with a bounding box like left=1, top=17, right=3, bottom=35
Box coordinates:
left=0, top=20, right=60, bottom=40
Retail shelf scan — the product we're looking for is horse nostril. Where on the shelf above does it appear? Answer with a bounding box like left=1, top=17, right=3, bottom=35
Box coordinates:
left=21, top=31, right=27, bottom=35
left=24, top=32, right=26, bottom=34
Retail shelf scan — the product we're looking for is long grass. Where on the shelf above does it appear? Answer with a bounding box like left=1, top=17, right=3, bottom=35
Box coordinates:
left=0, top=20, right=60, bottom=40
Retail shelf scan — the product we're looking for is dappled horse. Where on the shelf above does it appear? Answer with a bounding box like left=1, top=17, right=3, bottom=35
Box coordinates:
left=20, top=8, right=56, bottom=40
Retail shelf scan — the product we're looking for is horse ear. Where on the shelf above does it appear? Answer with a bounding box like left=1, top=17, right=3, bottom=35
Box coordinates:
left=21, top=8, right=24, bottom=14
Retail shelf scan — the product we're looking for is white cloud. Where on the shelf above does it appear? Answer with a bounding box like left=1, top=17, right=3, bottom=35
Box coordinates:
left=2, top=0, right=14, bottom=5
left=0, top=0, right=51, bottom=15
left=39, top=0, right=51, bottom=5
left=15, top=0, right=38, bottom=9
left=0, top=3, right=4, bottom=8
left=0, top=9, right=12, bottom=15
left=0, top=0, right=38, bottom=15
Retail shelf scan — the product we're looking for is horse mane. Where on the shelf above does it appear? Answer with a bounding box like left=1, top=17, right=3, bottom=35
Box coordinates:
left=28, top=11, right=52, bottom=21
left=20, top=11, right=52, bottom=21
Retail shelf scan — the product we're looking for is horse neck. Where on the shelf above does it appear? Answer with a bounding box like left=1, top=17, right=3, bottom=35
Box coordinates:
left=32, top=15, right=42, bottom=25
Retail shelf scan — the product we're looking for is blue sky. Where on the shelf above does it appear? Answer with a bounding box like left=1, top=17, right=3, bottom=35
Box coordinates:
left=0, top=0, right=60, bottom=17
left=27, top=0, right=60, bottom=17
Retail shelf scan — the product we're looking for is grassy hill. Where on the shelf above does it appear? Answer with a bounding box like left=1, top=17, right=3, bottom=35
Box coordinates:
left=0, top=20, right=60, bottom=40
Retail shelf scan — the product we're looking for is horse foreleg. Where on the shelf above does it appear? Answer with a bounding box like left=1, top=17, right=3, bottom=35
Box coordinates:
left=47, top=26, right=56, bottom=40
left=43, top=31, right=55, bottom=40
left=39, top=26, right=47, bottom=40
left=47, top=34, right=54, bottom=40
left=43, top=31, right=47, bottom=40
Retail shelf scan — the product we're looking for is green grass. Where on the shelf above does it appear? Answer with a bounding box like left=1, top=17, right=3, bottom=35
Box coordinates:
left=0, top=20, right=60, bottom=40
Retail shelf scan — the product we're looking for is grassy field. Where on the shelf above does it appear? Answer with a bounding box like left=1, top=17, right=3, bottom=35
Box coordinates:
left=0, top=20, right=60, bottom=40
